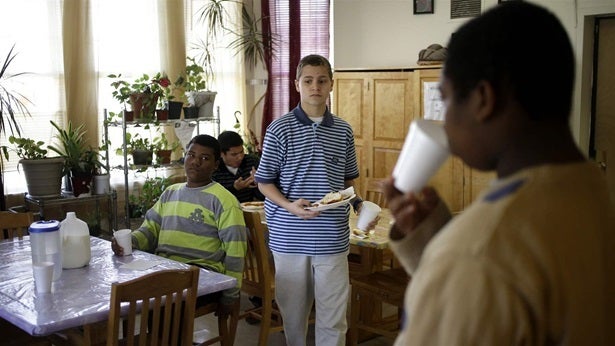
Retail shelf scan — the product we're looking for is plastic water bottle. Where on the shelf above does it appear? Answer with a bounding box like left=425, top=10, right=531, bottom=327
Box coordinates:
left=60, top=212, right=91, bottom=269
left=29, top=220, right=62, bottom=281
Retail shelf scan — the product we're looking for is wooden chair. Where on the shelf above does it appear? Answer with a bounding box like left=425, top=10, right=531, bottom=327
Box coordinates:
left=106, top=266, right=199, bottom=346
left=364, top=178, right=387, bottom=208
left=348, top=267, right=410, bottom=345
left=239, top=210, right=284, bottom=346
left=0, top=210, right=34, bottom=240
left=0, top=211, right=51, bottom=346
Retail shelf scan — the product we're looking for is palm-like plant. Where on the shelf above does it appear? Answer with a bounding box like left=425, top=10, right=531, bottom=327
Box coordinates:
left=0, top=45, right=31, bottom=138
left=0, top=45, right=33, bottom=210
left=48, top=120, right=101, bottom=176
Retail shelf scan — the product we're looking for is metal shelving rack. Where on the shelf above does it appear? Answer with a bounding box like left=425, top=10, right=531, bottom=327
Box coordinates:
left=103, top=108, right=221, bottom=228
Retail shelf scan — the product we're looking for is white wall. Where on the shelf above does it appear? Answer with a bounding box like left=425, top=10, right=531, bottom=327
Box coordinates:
left=332, top=0, right=615, bottom=151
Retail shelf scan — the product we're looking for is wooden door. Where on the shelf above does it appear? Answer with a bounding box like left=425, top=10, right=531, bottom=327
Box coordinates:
left=594, top=17, right=615, bottom=205
left=333, top=71, right=415, bottom=197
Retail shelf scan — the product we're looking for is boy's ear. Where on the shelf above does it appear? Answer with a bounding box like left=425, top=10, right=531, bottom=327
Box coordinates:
left=473, top=80, right=496, bottom=123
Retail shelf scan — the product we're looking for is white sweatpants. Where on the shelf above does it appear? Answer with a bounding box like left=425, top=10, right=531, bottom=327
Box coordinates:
left=272, top=251, right=349, bottom=346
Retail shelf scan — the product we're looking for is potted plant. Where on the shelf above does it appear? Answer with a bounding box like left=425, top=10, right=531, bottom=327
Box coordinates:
left=128, top=176, right=171, bottom=218
left=152, top=132, right=180, bottom=165
left=174, top=57, right=217, bottom=119
left=118, top=132, right=154, bottom=166
left=5, top=136, right=64, bottom=199
left=0, top=45, right=34, bottom=208
left=108, top=73, right=135, bottom=122
left=109, top=73, right=171, bottom=123
left=48, top=120, right=103, bottom=197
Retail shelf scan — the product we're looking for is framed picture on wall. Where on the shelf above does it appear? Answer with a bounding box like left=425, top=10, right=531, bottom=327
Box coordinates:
left=414, top=0, right=434, bottom=14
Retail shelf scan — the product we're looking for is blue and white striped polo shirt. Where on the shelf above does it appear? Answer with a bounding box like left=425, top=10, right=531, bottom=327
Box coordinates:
left=255, top=105, right=359, bottom=255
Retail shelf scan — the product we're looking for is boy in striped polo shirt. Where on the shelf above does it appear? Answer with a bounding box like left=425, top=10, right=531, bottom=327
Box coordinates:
left=255, top=54, right=367, bottom=346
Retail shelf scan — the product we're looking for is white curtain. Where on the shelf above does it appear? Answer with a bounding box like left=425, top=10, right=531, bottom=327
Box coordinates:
left=0, top=0, right=64, bottom=194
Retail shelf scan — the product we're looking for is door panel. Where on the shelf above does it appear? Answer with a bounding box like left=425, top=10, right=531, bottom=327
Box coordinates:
left=594, top=17, right=615, bottom=204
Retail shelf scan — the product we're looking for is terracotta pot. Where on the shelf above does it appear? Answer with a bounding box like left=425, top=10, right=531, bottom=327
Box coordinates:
left=130, top=92, right=158, bottom=120
left=156, top=109, right=168, bottom=121
left=156, top=150, right=172, bottom=165
left=124, top=110, right=135, bottom=122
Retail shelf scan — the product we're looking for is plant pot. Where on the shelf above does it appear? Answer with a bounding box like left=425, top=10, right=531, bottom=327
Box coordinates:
left=93, top=174, right=110, bottom=195
left=131, top=150, right=153, bottom=165
left=19, top=157, right=65, bottom=199
left=156, top=150, right=173, bottom=165
left=183, top=106, right=199, bottom=119
left=167, top=101, right=183, bottom=120
left=70, top=173, right=92, bottom=197
left=187, top=91, right=217, bottom=119
left=130, top=92, right=158, bottom=120
left=156, top=109, right=168, bottom=121
left=124, top=110, right=135, bottom=122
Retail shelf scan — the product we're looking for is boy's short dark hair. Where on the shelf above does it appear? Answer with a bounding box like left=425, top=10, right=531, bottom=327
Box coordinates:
left=296, top=54, right=333, bottom=80
left=187, top=134, right=220, bottom=159
left=444, top=1, right=574, bottom=121
left=218, top=131, right=244, bottom=153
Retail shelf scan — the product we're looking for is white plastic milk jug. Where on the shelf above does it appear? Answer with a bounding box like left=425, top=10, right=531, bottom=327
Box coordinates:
left=29, top=220, right=62, bottom=281
left=60, top=212, right=91, bottom=269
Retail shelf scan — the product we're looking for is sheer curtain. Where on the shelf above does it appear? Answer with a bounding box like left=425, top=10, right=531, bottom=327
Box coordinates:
left=261, top=0, right=330, bottom=133
left=187, top=0, right=246, bottom=133
left=1, top=0, right=245, bottom=198
left=0, top=1, right=64, bottom=195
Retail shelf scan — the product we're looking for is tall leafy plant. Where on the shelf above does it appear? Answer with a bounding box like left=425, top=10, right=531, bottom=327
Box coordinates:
left=0, top=45, right=30, bottom=138
left=0, top=45, right=32, bottom=210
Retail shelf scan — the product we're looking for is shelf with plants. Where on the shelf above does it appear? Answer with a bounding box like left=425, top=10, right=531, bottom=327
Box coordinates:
left=103, top=108, right=220, bottom=228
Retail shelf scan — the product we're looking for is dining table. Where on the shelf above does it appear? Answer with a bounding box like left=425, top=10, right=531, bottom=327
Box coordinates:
left=247, top=205, right=394, bottom=275
left=0, top=236, right=237, bottom=337
left=347, top=208, right=394, bottom=276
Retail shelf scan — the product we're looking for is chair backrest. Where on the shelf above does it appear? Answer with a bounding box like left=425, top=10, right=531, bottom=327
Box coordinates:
left=106, top=266, right=199, bottom=346
left=364, top=178, right=387, bottom=208
left=241, top=211, right=274, bottom=300
left=0, top=211, right=34, bottom=240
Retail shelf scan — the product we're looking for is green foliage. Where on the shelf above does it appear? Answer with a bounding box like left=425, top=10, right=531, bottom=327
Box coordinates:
left=117, top=132, right=154, bottom=155
left=152, top=132, right=180, bottom=152
left=6, top=136, right=48, bottom=160
left=174, top=57, right=210, bottom=93
left=0, top=44, right=32, bottom=139
left=48, top=120, right=102, bottom=175
left=129, top=176, right=172, bottom=218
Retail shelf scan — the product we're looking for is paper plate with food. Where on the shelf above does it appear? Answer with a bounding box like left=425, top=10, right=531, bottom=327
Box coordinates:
left=305, top=187, right=355, bottom=211
left=240, top=201, right=265, bottom=211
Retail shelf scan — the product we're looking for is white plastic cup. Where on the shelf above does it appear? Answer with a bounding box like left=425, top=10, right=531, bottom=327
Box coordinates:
left=356, top=201, right=382, bottom=231
left=114, top=229, right=133, bottom=256
left=392, top=119, right=450, bottom=193
left=33, top=261, right=54, bottom=293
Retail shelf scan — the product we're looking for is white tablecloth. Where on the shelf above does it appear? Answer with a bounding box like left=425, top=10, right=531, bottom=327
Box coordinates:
left=0, top=236, right=236, bottom=336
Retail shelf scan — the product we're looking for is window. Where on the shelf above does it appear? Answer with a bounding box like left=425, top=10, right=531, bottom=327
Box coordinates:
left=0, top=1, right=64, bottom=194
